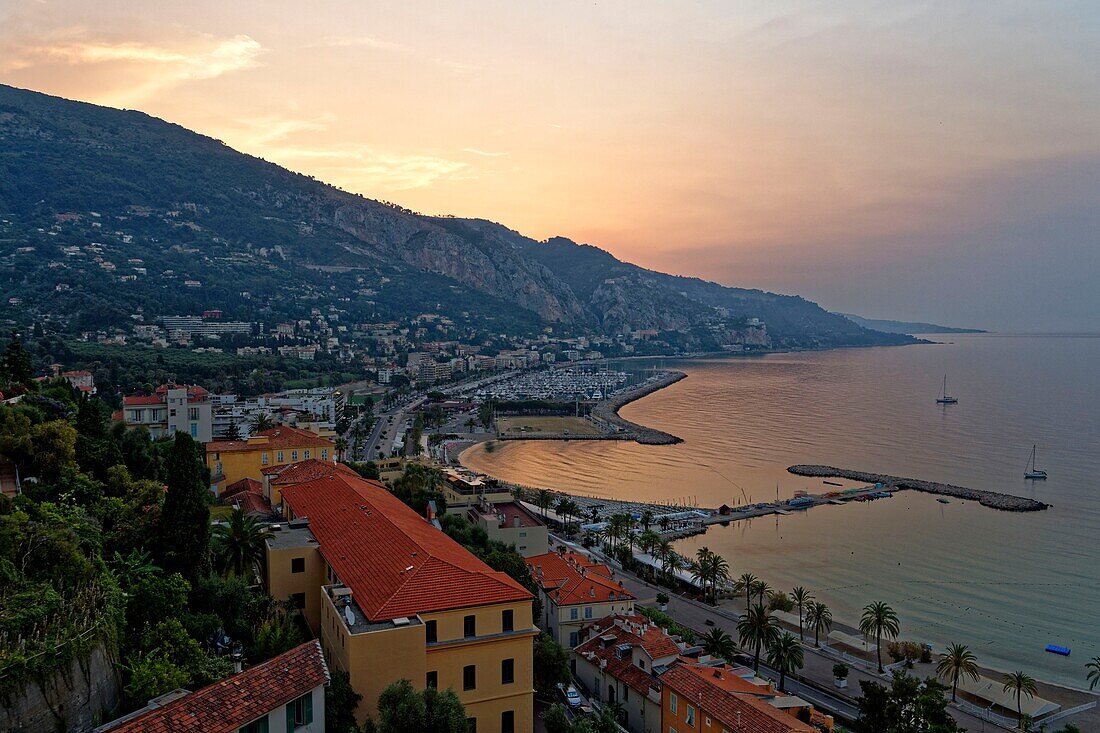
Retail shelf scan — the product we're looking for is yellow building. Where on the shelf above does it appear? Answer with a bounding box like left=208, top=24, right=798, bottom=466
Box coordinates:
left=206, top=426, right=335, bottom=495
left=267, top=469, right=536, bottom=733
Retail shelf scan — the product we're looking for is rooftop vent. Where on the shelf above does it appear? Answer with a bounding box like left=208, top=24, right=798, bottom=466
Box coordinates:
left=392, top=617, right=411, bottom=626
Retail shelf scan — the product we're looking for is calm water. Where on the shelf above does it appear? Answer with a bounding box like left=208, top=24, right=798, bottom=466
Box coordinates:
left=462, top=335, right=1100, bottom=688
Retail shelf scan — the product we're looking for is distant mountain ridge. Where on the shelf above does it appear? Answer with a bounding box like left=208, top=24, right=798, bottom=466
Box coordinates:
left=0, top=83, right=912, bottom=349
left=839, top=314, right=985, bottom=335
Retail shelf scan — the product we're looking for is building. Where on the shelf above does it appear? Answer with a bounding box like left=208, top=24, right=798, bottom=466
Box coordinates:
left=160, top=314, right=252, bottom=337
left=121, top=383, right=213, bottom=442
left=525, top=550, right=635, bottom=647
left=441, top=468, right=514, bottom=512
left=262, top=458, right=361, bottom=512
left=572, top=614, right=683, bottom=733
left=95, top=640, right=328, bottom=733
left=467, top=500, right=548, bottom=557
left=206, top=426, right=335, bottom=495
left=268, top=471, right=536, bottom=731
left=661, top=662, right=820, bottom=733
left=212, top=388, right=344, bottom=440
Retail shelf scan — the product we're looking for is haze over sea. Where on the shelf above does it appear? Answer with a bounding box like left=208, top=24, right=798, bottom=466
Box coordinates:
left=462, top=334, right=1100, bottom=689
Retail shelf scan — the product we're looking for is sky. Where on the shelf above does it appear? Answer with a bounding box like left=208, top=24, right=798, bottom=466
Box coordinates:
left=2, top=0, right=1098, bottom=331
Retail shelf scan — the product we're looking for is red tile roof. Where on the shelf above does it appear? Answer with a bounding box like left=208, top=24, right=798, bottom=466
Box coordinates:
left=207, top=426, right=334, bottom=453
left=123, top=383, right=210, bottom=406
left=526, top=551, right=635, bottom=607
left=573, top=614, right=682, bottom=697
left=266, top=458, right=358, bottom=485
left=102, top=641, right=328, bottom=733
left=661, top=663, right=815, bottom=733
left=579, top=613, right=682, bottom=660
left=221, top=478, right=263, bottom=499
left=282, top=473, right=532, bottom=621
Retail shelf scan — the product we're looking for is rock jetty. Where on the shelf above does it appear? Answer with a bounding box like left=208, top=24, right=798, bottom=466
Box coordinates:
left=787, top=465, right=1050, bottom=511
left=591, top=371, right=686, bottom=445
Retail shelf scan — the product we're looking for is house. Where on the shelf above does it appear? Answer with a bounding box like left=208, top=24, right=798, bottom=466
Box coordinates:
left=525, top=550, right=635, bottom=647
left=262, top=458, right=360, bottom=510
left=572, top=614, right=683, bottom=733
left=467, top=500, right=548, bottom=557
left=205, top=426, right=335, bottom=495
left=121, top=383, right=212, bottom=442
left=95, top=640, right=328, bottom=733
left=267, top=471, right=536, bottom=732
left=660, top=662, right=821, bottom=733
left=219, top=477, right=274, bottom=518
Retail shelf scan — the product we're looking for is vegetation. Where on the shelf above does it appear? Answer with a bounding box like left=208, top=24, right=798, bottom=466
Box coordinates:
left=367, top=679, right=466, bottom=733
left=637, top=606, right=696, bottom=644
left=700, top=627, right=737, bottom=661
left=1002, top=671, right=1038, bottom=729
left=806, top=601, right=832, bottom=646
left=855, top=672, right=962, bottom=733
left=737, top=603, right=780, bottom=673
left=860, top=601, right=901, bottom=673
left=325, top=669, right=362, bottom=733
left=790, top=586, right=813, bottom=641
left=1086, top=655, right=1100, bottom=691
left=935, top=643, right=980, bottom=702
left=765, top=631, right=804, bottom=692
left=533, top=632, right=570, bottom=695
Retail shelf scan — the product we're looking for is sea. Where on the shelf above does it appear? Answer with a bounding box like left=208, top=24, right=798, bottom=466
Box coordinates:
left=460, top=334, right=1100, bottom=689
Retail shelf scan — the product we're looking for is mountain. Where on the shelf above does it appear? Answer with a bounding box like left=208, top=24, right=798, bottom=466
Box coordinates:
left=839, top=314, right=985, bottom=335
left=0, top=84, right=912, bottom=349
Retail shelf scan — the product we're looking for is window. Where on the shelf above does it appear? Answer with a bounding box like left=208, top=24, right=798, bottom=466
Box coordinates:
left=670, top=693, right=678, bottom=714
left=286, top=692, right=313, bottom=729
left=426, top=671, right=438, bottom=688
left=189, top=407, right=200, bottom=420
left=277, top=451, right=285, bottom=462
left=584, top=607, right=593, bottom=619
left=501, top=609, right=513, bottom=632
left=569, top=631, right=578, bottom=647
left=291, top=450, right=299, bottom=461
left=190, top=423, right=198, bottom=438
left=464, top=614, right=476, bottom=638
left=321, top=449, right=329, bottom=460
left=466, top=718, right=477, bottom=733
left=215, top=462, right=223, bottom=475
left=291, top=557, right=305, bottom=573
left=686, top=705, right=696, bottom=727
left=304, top=449, right=311, bottom=459
left=570, top=608, right=579, bottom=620
left=425, top=620, right=438, bottom=643
left=261, top=452, right=269, bottom=465
left=290, top=593, right=305, bottom=609
left=638, top=659, right=646, bottom=670
left=501, top=711, right=514, bottom=733
left=669, top=728, right=678, bottom=733
left=170, top=408, right=177, bottom=417
left=501, top=658, right=514, bottom=685
left=239, top=719, right=268, bottom=733
left=463, top=664, right=476, bottom=691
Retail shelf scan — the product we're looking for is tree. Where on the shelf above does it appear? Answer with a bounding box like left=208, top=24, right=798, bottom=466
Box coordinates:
left=751, top=579, right=772, bottom=606
left=1002, top=671, right=1038, bottom=729
left=536, top=489, right=553, bottom=519
left=766, top=632, right=804, bottom=692
left=2, top=331, right=34, bottom=386
left=737, top=602, right=780, bottom=673
left=936, top=643, right=980, bottom=702
left=736, top=572, right=758, bottom=611
left=249, top=412, right=274, bottom=433
left=700, top=627, right=737, bottom=661
left=373, top=679, right=466, bottom=733
left=856, top=672, right=962, bottom=733
left=534, top=632, right=570, bottom=693
left=335, top=436, right=348, bottom=460
left=806, top=602, right=832, bottom=646
left=223, top=421, right=242, bottom=441
left=791, top=586, right=813, bottom=641
left=212, top=508, right=271, bottom=577
left=325, top=669, right=362, bottom=733
left=860, top=601, right=900, bottom=673
left=1087, top=655, right=1100, bottom=691
left=155, top=432, right=211, bottom=579
left=543, top=704, right=573, bottom=733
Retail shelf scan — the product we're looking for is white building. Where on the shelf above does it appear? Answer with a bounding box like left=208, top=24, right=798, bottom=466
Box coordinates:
left=121, top=383, right=213, bottom=442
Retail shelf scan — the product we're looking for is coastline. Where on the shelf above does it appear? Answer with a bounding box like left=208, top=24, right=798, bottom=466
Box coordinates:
left=589, top=370, right=687, bottom=444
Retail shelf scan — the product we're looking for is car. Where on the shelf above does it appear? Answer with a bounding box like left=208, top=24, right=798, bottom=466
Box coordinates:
left=705, top=619, right=715, bottom=626
left=557, top=683, right=582, bottom=708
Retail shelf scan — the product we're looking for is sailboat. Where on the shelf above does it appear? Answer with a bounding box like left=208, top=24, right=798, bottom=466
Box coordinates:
left=1024, top=444, right=1048, bottom=480
left=936, top=374, right=958, bottom=404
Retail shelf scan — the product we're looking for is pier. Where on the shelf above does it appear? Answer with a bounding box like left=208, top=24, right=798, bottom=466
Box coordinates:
left=787, top=465, right=1050, bottom=511
left=589, top=371, right=687, bottom=444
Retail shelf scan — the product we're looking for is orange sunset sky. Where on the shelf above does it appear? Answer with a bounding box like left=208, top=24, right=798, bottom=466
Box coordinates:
left=3, top=1, right=1098, bottom=329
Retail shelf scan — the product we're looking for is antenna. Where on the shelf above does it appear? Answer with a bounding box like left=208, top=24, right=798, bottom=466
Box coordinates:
left=343, top=605, right=356, bottom=627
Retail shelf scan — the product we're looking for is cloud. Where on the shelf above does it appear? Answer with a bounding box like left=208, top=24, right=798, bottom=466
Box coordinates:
left=461, top=147, right=508, bottom=158
left=308, top=35, right=406, bottom=50
left=4, top=33, right=264, bottom=103
left=268, top=144, right=469, bottom=191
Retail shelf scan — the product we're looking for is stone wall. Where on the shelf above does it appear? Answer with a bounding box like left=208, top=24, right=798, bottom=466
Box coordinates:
left=2, top=642, right=121, bottom=733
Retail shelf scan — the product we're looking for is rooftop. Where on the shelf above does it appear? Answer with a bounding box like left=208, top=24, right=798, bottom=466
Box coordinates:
left=471, top=501, right=544, bottom=529
left=573, top=614, right=682, bottom=696
left=97, top=640, right=328, bottom=733
left=281, top=473, right=532, bottom=622
left=526, top=550, right=635, bottom=607
left=208, top=426, right=335, bottom=453
left=265, top=458, right=358, bottom=485
left=661, top=663, right=815, bottom=733
left=122, top=383, right=210, bottom=406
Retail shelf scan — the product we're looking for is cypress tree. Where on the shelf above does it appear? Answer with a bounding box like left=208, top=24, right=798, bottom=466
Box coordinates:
left=156, top=432, right=211, bottom=578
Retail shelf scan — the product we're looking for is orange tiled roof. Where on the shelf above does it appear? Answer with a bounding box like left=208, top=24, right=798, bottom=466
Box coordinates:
left=266, top=458, right=358, bottom=485
left=281, top=473, right=531, bottom=621
left=661, top=663, right=815, bottom=733
left=526, top=551, right=635, bottom=607
left=102, top=641, right=328, bottom=733
left=579, top=613, right=682, bottom=660
left=573, top=614, right=681, bottom=696
left=207, top=426, right=334, bottom=453
left=221, top=478, right=263, bottom=499
left=123, top=383, right=209, bottom=406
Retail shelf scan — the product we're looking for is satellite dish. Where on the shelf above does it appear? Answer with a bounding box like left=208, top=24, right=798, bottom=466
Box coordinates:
left=344, top=606, right=356, bottom=626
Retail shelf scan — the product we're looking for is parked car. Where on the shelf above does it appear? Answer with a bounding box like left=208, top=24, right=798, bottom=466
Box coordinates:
left=557, top=683, right=583, bottom=708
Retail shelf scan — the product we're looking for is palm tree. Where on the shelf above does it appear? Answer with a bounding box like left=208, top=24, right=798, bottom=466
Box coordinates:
left=664, top=551, right=684, bottom=583
left=1002, top=671, right=1038, bottom=728
left=638, top=529, right=660, bottom=555
left=249, top=412, right=274, bottom=433
left=212, top=508, right=272, bottom=577
left=556, top=498, right=571, bottom=528
left=1087, top=656, right=1100, bottom=691
left=860, top=601, right=901, bottom=673
left=751, top=579, right=772, bottom=607
left=936, top=643, right=980, bottom=702
left=695, top=548, right=714, bottom=601
left=700, top=628, right=737, bottom=661
left=710, top=554, right=730, bottom=605
left=511, top=486, right=527, bottom=503
left=536, top=489, right=553, bottom=520
left=334, top=436, right=348, bottom=460
left=690, top=560, right=708, bottom=599
left=737, top=603, right=780, bottom=673
left=791, top=586, right=814, bottom=641
left=640, top=509, right=654, bottom=532
left=736, top=572, right=758, bottom=611
left=807, top=602, right=832, bottom=646
left=766, top=632, right=804, bottom=692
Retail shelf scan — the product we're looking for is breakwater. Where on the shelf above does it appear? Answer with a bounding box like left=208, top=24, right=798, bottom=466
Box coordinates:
left=787, top=465, right=1050, bottom=511
left=591, top=371, right=687, bottom=444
